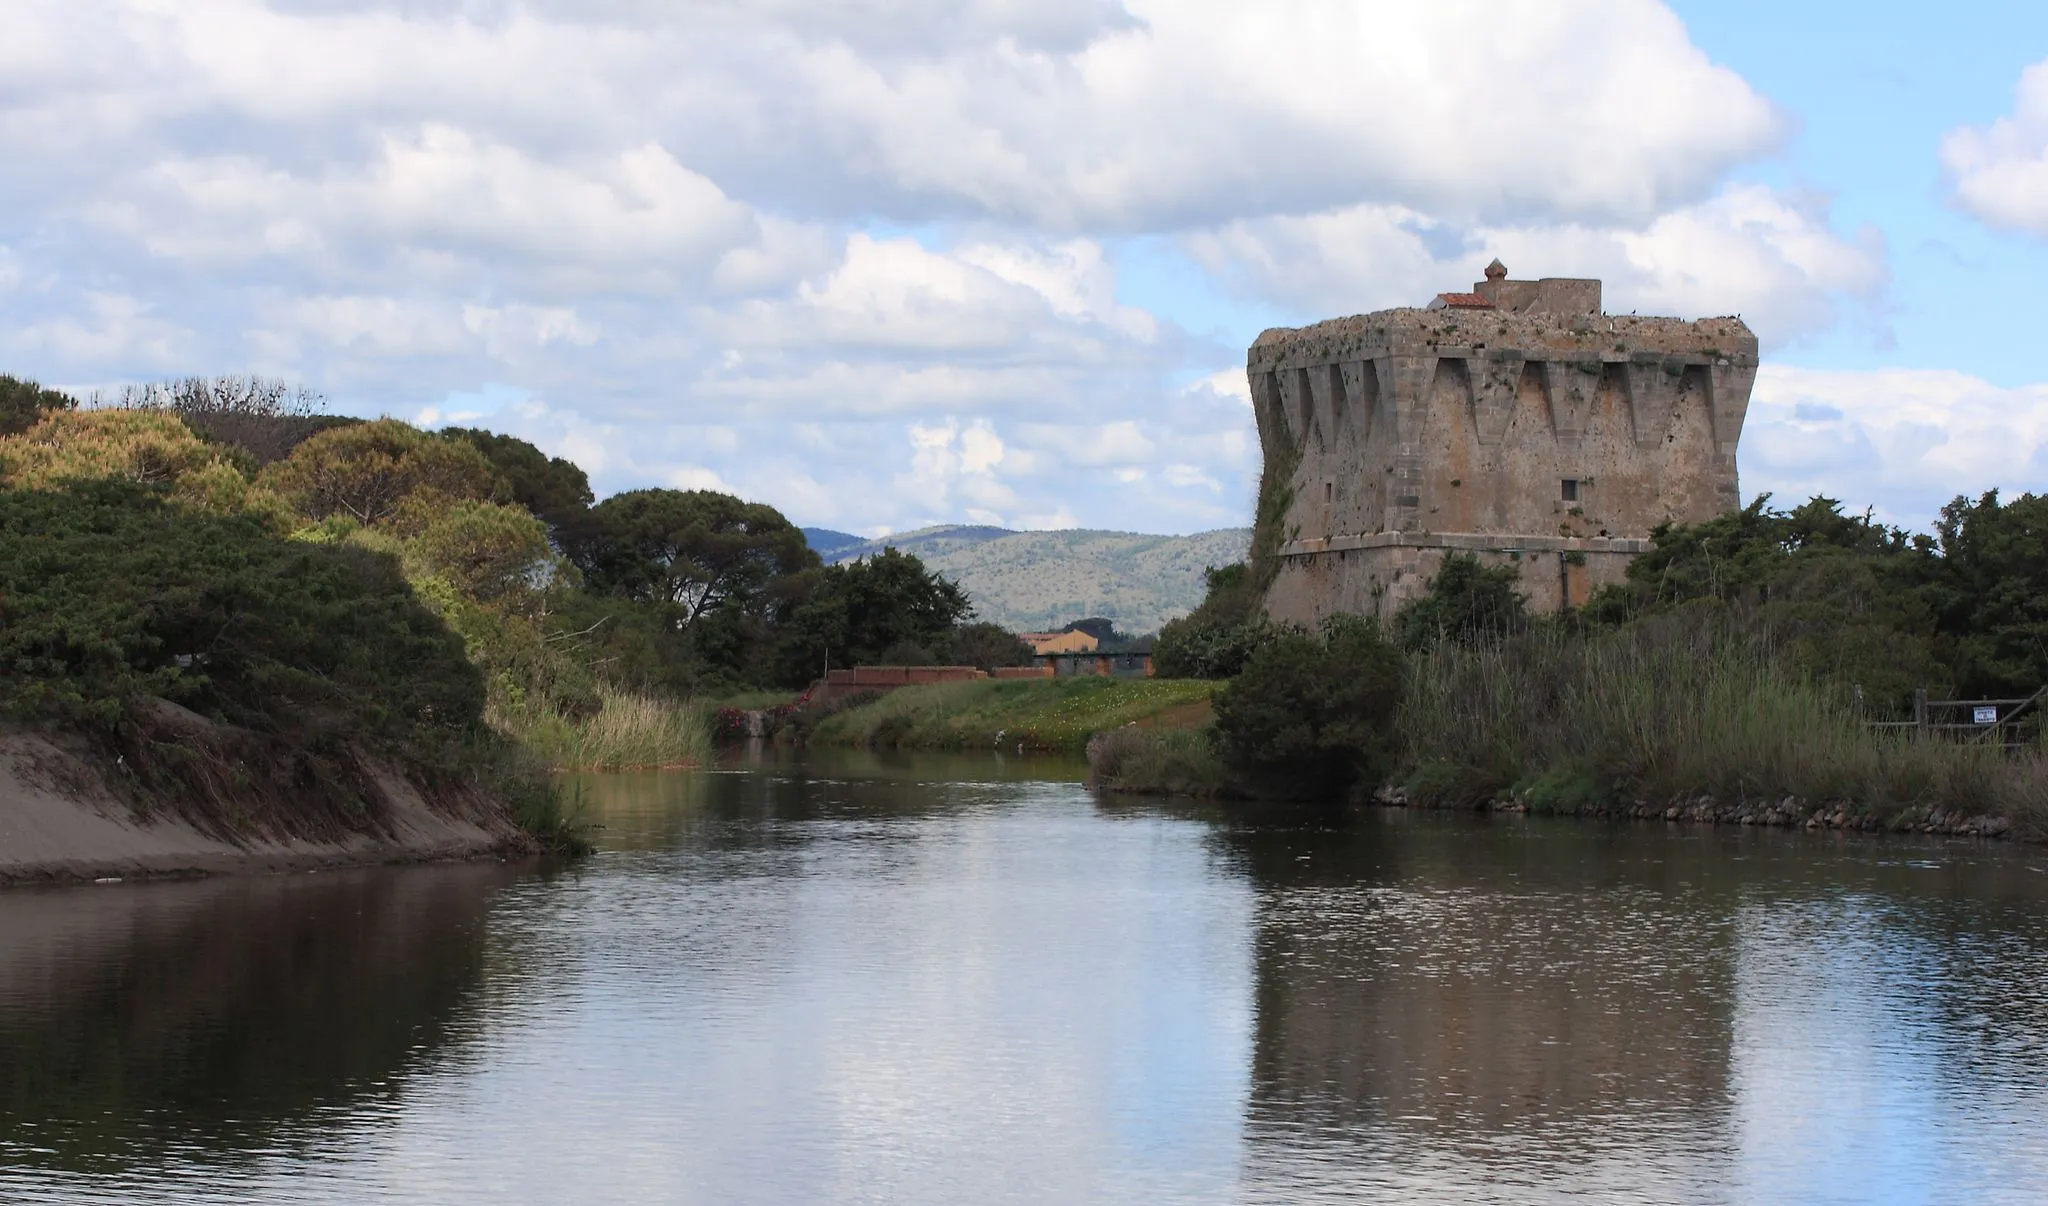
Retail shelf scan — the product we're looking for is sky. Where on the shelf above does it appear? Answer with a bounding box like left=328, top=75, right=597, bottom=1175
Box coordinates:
left=4, top=1, right=2048, bottom=536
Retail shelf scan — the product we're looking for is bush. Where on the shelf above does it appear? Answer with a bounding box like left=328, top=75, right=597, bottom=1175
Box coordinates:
left=0, top=479, right=484, bottom=739
left=1398, top=612, right=2048, bottom=821
left=1153, top=562, right=1277, bottom=678
left=1212, top=616, right=1405, bottom=800
left=1153, top=612, right=1277, bottom=679
left=492, top=684, right=709, bottom=771
left=1396, top=552, right=1529, bottom=650
left=106, top=374, right=346, bottom=466
left=1086, top=726, right=1225, bottom=796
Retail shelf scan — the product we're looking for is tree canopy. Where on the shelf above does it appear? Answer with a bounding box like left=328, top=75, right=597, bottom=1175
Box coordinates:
left=565, top=488, right=816, bottom=626
left=0, top=374, right=75, bottom=436
left=258, top=418, right=505, bottom=529
left=439, top=427, right=593, bottom=529
left=775, top=547, right=974, bottom=681
left=0, top=408, right=277, bottom=517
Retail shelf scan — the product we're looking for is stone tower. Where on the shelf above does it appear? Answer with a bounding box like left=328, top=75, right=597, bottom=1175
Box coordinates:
left=1250, top=263, right=1757, bottom=623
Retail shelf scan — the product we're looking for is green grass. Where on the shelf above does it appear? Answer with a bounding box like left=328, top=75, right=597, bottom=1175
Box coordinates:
left=491, top=684, right=712, bottom=771
left=807, top=677, right=1219, bottom=753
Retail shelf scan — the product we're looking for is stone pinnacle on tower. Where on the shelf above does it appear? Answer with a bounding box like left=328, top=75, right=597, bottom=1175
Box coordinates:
left=1484, top=258, right=1507, bottom=282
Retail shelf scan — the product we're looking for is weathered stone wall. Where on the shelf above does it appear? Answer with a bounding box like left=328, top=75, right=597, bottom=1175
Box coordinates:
left=1250, top=295, right=1757, bottom=625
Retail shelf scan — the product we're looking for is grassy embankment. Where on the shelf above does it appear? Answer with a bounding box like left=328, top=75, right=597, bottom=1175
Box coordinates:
left=1091, top=623, right=2048, bottom=836
left=808, top=677, right=1218, bottom=754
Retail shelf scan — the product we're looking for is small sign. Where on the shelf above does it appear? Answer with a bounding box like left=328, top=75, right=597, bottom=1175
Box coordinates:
left=1973, top=705, right=2000, bottom=725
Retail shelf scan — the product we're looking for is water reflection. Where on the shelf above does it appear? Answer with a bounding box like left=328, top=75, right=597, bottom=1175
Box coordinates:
left=4, top=759, right=2048, bottom=1203
left=0, top=863, right=515, bottom=1175
left=1211, top=812, right=2048, bottom=1203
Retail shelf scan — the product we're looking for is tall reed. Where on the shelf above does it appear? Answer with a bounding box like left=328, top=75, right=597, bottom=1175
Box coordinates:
left=490, top=683, right=711, bottom=771
left=1401, top=614, right=2048, bottom=822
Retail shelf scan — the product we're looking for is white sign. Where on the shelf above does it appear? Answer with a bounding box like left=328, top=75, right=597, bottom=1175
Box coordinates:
left=1973, top=706, right=1999, bottom=725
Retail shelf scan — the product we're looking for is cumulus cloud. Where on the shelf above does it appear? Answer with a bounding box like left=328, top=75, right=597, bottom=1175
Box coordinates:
left=1188, top=184, right=1886, bottom=350
left=0, top=0, right=1869, bottom=532
left=1742, top=366, right=2048, bottom=527
left=1942, top=57, right=2048, bottom=236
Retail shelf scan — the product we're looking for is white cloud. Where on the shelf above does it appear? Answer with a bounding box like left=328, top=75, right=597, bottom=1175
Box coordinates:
left=784, top=0, right=1778, bottom=229
left=1189, top=184, right=1886, bottom=350
left=666, top=465, right=739, bottom=493
left=1942, top=57, right=2048, bottom=236
left=0, top=0, right=1877, bottom=534
left=6, top=294, right=192, bottom=370
left=1742, top=366, right=2048, bottom=526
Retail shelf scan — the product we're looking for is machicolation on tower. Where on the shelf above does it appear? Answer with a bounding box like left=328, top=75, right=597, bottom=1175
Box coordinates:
left=1249, top=262, right=1758, bottom=622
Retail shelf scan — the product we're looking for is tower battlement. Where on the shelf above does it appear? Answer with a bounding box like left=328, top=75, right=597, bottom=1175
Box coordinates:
left=1251, top=264, right=1757, bottom=620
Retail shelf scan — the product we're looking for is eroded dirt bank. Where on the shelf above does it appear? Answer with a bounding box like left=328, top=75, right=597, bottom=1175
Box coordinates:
left=0, top=723, right=532, bottom=887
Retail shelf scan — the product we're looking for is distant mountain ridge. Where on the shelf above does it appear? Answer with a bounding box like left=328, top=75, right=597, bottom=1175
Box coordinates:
left=798, top=527, right=866, bottom=559
left=805, top=524, right=1252, bottom=634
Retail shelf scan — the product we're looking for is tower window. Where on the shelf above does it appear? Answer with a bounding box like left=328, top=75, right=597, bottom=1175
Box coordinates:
left=1325, top=482, right=1334, bottom=502
left=1561, top=478, right=1580, bottom=502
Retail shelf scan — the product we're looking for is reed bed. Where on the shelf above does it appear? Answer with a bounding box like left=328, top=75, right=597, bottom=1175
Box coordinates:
left=1400, top=616, right=2048, bottom=825
left=1089, top=615, right=2048, bottom=834
left=490, top=684, right=712, bottom=771
left=1085, top=725, right=1226, bottom=796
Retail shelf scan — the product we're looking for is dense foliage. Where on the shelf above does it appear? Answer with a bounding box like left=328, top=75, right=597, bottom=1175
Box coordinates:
left=0, top=386, right=1034, bottom=733
left=0, top=373, right=75, bottom=436
left=1212, top=616, right=1405, bottom=800
left=564, top=488, right=815, bottom=624
left=1395, top=553, right=1529, bottom=651
left=1152, top=563, right=1276, bottom=678
left=1583, top=492, right=2048, bottom=706
left=776, top=547, right=976, bottom=682
left=0, top=480, right=482, bottom=737
left=440, top=426, right=593, bottom=530
left=257, top=419, right=505, bottom=528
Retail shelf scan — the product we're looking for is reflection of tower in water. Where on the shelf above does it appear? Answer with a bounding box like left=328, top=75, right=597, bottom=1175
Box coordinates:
left=1220, top=815, right=1741, bottom=1194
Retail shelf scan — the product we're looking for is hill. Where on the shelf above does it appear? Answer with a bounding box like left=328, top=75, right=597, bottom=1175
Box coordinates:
left=799, top=526, right=866, bottom=559
left=819, top=525, right=1252, bottom=634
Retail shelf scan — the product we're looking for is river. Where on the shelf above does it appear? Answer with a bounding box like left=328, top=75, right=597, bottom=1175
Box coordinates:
left=4, top=748, right=2048, bottom=1204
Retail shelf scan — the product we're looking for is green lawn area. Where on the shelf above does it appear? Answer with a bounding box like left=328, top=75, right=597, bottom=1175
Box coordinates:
left=807, top=677, right=1219, bottom=753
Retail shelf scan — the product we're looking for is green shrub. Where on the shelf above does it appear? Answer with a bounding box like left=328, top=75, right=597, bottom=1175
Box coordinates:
left=1213, top=616, right=1404, bottom=800
left=1396, top=552, right=1529, bottom=651
left=0, top=479, right=483, bottom=738
left=1153, top=562, right=1278, bottom=678
left=1086, top=725, right=1225, bottom=796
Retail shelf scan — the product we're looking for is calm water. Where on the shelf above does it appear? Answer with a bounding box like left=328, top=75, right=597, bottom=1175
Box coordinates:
left=5, top=749, right=2048, bottom=1204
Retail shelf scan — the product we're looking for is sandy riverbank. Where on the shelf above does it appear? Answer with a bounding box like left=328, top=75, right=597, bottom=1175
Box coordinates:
left=0, top=726, right=531, bottom=887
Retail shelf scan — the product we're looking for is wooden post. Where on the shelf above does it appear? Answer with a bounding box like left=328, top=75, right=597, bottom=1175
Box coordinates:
left=1913, top=687, right=1928, bottom=741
